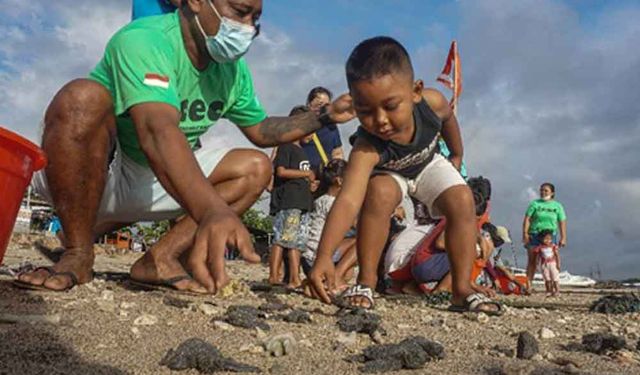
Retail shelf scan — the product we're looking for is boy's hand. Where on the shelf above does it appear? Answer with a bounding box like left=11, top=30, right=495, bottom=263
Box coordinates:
left=328, top=94, right=356, bottom=124
left=308, top=257, right=337, bottom=304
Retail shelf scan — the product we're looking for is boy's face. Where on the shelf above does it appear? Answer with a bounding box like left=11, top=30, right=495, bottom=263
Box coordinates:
left=350, top=72, right=423, bottom=143
left=542, top=234, right=553, bottom=245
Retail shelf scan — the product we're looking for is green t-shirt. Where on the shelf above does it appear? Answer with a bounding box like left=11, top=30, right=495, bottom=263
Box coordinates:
left=89, top=12, right=267, bottom=165
left=525, top=199, right=567, bottom=235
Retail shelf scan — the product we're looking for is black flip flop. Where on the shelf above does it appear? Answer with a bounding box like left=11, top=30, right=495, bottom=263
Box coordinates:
left=13, top=266, right=80, bottom=292
left=128, top=275, right=209, bottom=296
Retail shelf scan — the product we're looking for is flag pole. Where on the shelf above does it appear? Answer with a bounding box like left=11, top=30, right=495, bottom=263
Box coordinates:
left=452, top=40, right=458, bottom=117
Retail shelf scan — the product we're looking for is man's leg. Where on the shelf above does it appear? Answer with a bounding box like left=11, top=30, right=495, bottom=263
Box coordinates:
left=350, top=175, right=402, bottom=307
left=18, top=79, right=115, bottom=290
left=526, top=248, right=537, bottom=290
left=129, top=149, right=271, bottom=292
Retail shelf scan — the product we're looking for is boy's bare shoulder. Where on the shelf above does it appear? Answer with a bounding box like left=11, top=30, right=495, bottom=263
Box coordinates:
left=421, top=88, right=451, bottom=119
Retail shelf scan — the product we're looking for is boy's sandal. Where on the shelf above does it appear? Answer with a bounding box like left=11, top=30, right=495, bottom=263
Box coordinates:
left=448, top=292, right=504, bottom=317
left=336, top=284, right=375, bottom=310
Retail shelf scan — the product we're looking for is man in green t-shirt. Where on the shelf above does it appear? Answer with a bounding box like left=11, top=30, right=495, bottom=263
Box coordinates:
left=18, top=0, right=354, bottom=293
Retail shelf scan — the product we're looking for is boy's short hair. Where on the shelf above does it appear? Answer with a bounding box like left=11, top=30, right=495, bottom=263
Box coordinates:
left=346, top=36, right=414, bottom=87
left=289, top=105, right=310, bottom=116
left=538, top=229, right=554, bottom=240
left=322, top=159, right=347, bottom=186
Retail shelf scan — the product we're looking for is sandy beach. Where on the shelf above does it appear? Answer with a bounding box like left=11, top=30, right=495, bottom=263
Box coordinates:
left=1, top=234, right=639, bottom=375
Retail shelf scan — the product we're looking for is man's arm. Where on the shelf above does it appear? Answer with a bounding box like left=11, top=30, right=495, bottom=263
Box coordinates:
left=558, top=220, right=567, bottom=247
left=240, top=94, right=355, bottom=147
left=423, top=88, right=464, bottom=170
left=129, top=102, right=228, bottom=222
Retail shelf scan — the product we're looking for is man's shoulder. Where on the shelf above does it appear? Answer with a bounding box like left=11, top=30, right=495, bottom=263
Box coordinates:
left=109, top=13, right=178, bottom=54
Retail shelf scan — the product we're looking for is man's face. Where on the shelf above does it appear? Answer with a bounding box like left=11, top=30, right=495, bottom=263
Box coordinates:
left=308, top=93, right=331, bottom=114
left=192, top=0, right=262, bottom=37
left=350, top=72, right=422, bottom=143
left=540, top=185, right=553, bottom=200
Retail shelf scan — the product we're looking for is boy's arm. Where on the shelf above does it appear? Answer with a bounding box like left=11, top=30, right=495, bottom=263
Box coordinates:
left=276, top=166, right=314, bottom=180
left=309, top=140, right=380, bottom=303
left=423, top=88, right=464, bottom=170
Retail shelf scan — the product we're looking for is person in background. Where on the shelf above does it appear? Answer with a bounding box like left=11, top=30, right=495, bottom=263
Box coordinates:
left=300, top=87, right=345, bottom=174
left=532, top=230, right=561, bottom=297
left=132, top=0, right=180, bottom=20
left=301, top=159, right=356, bottom=290
left=522, top=182, right=567, bottom=289
left=268, top=106, right=315, bottom=289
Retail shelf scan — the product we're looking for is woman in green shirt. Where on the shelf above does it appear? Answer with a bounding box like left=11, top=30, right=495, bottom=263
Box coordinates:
left=522, top=182, right=567, bottom=288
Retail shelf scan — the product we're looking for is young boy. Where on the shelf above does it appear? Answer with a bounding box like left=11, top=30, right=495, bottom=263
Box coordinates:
left=308, top=36, right=502, bottom=314
left=268, top=106, right=315, bottom=289
left=532, top=230, right=561, bottom=296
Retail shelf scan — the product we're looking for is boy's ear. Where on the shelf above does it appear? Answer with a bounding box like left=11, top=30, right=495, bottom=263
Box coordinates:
left=412, top=79, right=424, bottom=103
left=185, top=0, right=204, bottom=14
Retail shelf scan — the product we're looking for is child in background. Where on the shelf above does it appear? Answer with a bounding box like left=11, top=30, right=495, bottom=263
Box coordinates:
left=533, top=230, right=561, bottom=296
left=268, top=106, right=315, bottom=289
left=308, top=36, right=502, bottom=315
left=302, top=159, right=357, bottom=290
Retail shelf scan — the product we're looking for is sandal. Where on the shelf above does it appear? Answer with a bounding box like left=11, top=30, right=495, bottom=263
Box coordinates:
left=448, top=292, right=504, bottom=316
left=128, top=275, right=209, bottom=296
left=13, top=266, right=80, bottom=292
left=335, top=284, right=375, bottom=310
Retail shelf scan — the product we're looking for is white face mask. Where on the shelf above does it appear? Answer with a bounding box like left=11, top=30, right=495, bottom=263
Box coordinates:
left=542, top=195, right=552, bottom=201
left=195, top=0, right=258, bottom=63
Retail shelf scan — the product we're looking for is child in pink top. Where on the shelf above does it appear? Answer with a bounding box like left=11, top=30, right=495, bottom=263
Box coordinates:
left=533, top=230, right=560, bottom=296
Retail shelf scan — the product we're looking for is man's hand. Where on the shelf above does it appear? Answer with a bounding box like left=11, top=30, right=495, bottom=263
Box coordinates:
left=189, top=207, right=261, bottom=293
left=559, top=238, right=567, bottom=247
left=308, top=257, right=337, bottom=304
left=328, top=94, right=356, bottom=124
left=523, top=233, right=530, bottom=246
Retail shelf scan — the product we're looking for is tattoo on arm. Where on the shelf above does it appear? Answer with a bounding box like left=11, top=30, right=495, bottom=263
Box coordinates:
left=258, top=112, right=322, bottom=146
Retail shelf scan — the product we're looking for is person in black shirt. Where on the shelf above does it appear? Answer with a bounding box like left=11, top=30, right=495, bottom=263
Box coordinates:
left=308, top=36, right=502, bottom=316
left=268, top=106, right=315, bottom=288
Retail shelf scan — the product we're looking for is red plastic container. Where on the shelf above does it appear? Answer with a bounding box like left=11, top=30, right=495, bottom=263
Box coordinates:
left=0, top=127, right=47, bottom=264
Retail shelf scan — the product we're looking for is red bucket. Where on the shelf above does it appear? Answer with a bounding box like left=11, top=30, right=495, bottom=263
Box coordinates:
left=0, top=127, right=47, bottom=264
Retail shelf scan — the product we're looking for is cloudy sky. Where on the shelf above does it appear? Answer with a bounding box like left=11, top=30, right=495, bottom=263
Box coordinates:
left=1, top=0, right=638, bottom=279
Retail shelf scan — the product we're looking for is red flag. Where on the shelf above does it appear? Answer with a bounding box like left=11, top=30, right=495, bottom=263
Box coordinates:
left=436, top=41, right=462, bottom=109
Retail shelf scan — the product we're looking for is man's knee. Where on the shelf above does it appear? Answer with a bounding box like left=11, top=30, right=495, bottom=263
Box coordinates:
left=364, top=175, right=402, bottom=212
left=246, top=151, right=271, bottom=190
left=44, top=79, right=115, bottom=141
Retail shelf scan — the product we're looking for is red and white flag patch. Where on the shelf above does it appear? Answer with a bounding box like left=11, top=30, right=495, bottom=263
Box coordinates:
left=143, top=73, right=169, bottom=89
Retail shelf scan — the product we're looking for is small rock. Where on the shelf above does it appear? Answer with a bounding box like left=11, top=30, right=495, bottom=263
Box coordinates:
left=162, top=296, right=192, bottom=309
left=213, top=321, right=234, bottom=331
left=543, top=352, right=554, bottom=360
left=582, top=332, right=626, bottom=354
left=531, top=353, right=543, bottom=361
left=539, top=327, right=556, bottom=339
left=100, top=290, right=114, bottom=301
left=370, top=330, right=384, bottom=344
left=239, top=343, right=263, bottom=354
left=517, top=331, right=539, bottom=359
left=263, top=333, right=297, bottom=357
left=477, top=312, right=490, bottom=324
left=612, top=350, right=639, bottom=365
left=130, top=327, right=140, bottom=336
left=254, top=327, right=267, bottom=339
left=120, top=301, right=136, bottom=309
left=118, top=310, right=128, bottom=318
left=335, top=331, right=357, bottom=350
left=95, top=300, right=116, bottom=313
left=282, top=310, right=311, bottom=324
left=198, top=303, right=219, bottom=316
left=133, top=314, right=158, bottom=326
left=298, top=339, right=312, bottom=347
